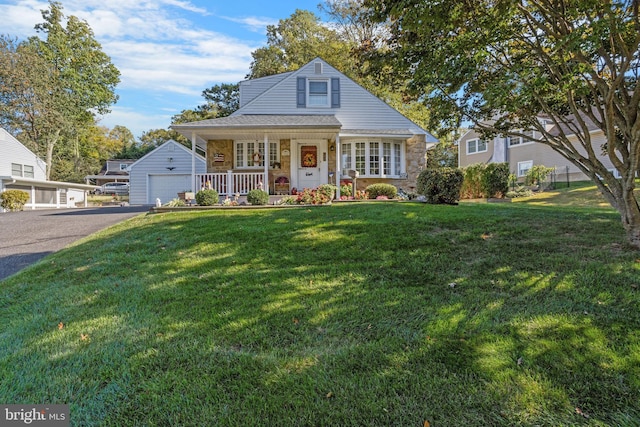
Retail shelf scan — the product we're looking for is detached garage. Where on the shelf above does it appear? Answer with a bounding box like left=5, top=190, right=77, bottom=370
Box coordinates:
left=129, top=140, right=206, bottom=205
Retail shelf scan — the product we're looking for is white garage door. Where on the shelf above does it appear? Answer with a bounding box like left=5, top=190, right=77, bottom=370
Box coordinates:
left=148, top=174, right=192, bottom=204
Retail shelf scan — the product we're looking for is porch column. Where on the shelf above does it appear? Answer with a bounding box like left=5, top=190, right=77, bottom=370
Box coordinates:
left=30, top=185, right=35, bottom=210
left=263, top=133, right=269, bottom=194
left=191, top=132, right=197, bottom=192
left=335, top=135, right=341, bottom=200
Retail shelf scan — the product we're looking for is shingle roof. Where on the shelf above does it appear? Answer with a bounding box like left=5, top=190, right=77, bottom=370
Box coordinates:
left=172, top=114, right=342, bottom=129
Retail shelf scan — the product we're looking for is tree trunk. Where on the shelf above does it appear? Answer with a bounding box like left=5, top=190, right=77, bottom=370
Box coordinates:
left=620, top=188, right=640, bottom=249
left=44, top=130, right=61, bottom=181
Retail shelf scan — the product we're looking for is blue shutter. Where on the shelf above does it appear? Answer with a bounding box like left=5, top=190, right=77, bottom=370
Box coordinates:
left=331, top=77, right=340, bottom=108
left=297, top=77, right=306, bottom=108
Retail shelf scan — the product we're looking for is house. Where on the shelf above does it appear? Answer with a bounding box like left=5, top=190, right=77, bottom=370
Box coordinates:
left=171, top=58, right=437, bottom=198
left=0, top=128, right=97, bottom=210
left=458, top=118, right=620, bottom=184
left=128, top=139, right=206, bottom=205
left=84, top=159, right=135, bottom=186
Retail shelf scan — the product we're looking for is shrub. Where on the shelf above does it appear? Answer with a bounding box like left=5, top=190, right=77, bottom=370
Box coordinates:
left=1, top=189, right=30, bottom=211
left=365, top=183, right=397, bottom=199
left=506, top=186, right=534, bottom=198
left=339, top=180, right=352, bottom=198
left=416, top=167, right=464, bottom=204
left=295, top=188, right=332, bottom=205
left=525, top=165, right=555, bottom=189
left=195, top=189, right=219, bottom=206
left=482, top=162, right=510, bottom=198
left=460, top=163, right=486, bottom=199
left=278, top=195, right=298, bottom=205
left=316, top=184, right=336, bottom=201
left=165, top=198, right=186, bottom=207
left=247, top=189, right=269, bottom=205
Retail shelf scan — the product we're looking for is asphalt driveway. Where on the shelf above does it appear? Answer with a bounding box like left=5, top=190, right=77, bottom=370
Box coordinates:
left=0, top=205, right=149, bottom=281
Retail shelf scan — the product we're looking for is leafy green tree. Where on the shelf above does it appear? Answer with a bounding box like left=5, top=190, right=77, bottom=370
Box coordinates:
left=247, top=9, right=354, bottom=79
left=368, top=0, right=640, bottom=248
left=0, top=1, right=119, bottom=180
left=201, top=83, right=239, bottom=118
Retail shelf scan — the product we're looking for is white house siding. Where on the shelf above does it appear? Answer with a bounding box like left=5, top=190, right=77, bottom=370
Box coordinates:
left=0, top=128, right=47, bottom=180
left=128, top=140, right=206, bottom=205
left=235, top=59, right=428, bottom=135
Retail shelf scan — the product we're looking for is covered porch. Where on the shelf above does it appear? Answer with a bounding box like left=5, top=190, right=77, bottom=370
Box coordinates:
left=172, top=115, right=343, bottom=197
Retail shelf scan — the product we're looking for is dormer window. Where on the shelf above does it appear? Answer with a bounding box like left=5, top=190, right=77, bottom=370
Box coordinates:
left=308, top=79, right=329, bottom=106
left=297, top=76, right=340, bottom=108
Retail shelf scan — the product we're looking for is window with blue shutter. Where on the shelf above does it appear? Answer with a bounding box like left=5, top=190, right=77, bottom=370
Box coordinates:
left=331, top=77, right=340, bottom=108
left=297, top=77, right=306, bottom=108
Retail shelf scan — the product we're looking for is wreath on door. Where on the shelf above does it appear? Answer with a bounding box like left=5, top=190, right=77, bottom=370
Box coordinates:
left=302, top=152, right=316, bottom=167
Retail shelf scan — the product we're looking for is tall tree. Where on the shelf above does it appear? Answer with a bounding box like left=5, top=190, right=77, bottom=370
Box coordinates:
left=0, top=1, right=119, bottom=180
left=247, top=9, right=355, bottom=79
left=246, top=4, right=431, bottom=129
left=368, top=0, right=640, bottom=248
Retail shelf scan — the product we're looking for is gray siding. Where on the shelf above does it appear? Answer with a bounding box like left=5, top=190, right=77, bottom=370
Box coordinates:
left=0, top=128, right=47, bottom=179
left=459, top=128, right=616, bottom=181
left=239, top=73, right=292, bottom=107
left=237, top=59, right=426, bottom=134
left=129, top=140, right=206, bottom=204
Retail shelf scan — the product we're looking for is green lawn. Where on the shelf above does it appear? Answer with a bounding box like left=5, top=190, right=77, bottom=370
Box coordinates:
left=1, top=200, right=639, bottom=426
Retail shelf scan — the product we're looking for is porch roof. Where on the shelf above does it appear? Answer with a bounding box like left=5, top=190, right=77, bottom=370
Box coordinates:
left=171, top=114, right=342, bottom=142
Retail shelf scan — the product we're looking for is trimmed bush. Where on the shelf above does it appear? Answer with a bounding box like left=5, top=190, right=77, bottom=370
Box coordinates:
left=416, top=167, right=464, bottom=204
left=195, top=189, right=219, bottom=206
left=482, top=162, right=510, bottom=198
left=1, top=189, right=30, bottom=211
left=247, top=189, right=269, bottom=205
left=365, top=183, right=397, bottom=199
left=460, top=163, right=486, bottom=199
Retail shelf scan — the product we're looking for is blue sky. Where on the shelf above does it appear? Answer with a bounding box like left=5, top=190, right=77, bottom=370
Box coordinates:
left=0, top=0, right=324, bottom=138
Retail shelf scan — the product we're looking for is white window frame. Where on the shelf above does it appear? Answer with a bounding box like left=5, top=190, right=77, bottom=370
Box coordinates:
left=518, top=160, right=533, bottom=177
left=467, top=138, right=487, bottom=154
left=234, top=141, right=280, bottom=169
left=340, top=139, right=405, bottom=178
left=11, top=163, right=23, bottom=176
left=23, top=165, right=34, bottom=178
left=307, top=78, right=329, bottom=107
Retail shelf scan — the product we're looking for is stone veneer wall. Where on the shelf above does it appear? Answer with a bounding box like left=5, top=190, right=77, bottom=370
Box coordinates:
left=207, top=140, right=233, bottom=172
left=205, top=136, right=426, bottom=194
left=206, top=139, right=294, bottom=193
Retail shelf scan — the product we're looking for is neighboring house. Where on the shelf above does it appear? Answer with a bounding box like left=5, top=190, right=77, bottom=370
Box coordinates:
left=128, top=139, right=206, bottom=205
left=85, top=159, right=135, bottom=186
left=458, top=118, right=620, bottom=183
left=172, top=57, right=437, bottom=197
left=0, top=128, right=96, bottom=210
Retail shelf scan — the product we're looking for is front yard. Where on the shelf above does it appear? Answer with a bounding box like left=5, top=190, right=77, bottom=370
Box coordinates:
left=1, top=202, right=638, bottom=425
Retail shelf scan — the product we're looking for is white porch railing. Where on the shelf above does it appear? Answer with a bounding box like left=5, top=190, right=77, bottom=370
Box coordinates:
left=196, top=171, right=266, bottom=195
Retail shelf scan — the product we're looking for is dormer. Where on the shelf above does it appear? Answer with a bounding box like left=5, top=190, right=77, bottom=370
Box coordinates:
left=296, top=61, right=340, bottom=108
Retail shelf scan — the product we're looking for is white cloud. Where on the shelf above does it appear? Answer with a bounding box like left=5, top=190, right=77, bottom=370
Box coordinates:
left=0, top=0, right=278, bottom=137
